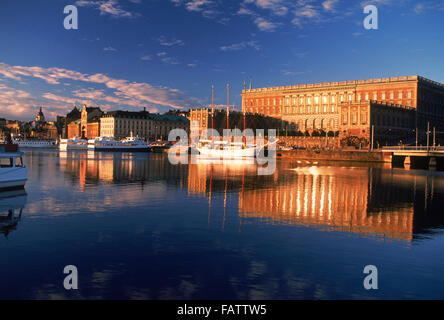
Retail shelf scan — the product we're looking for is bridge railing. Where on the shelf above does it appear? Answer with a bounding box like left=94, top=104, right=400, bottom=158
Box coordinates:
left=382, top=146, right=444, bottom=152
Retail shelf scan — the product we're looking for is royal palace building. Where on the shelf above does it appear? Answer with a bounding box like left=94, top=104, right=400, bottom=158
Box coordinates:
left=242, top=76, right=444, bottom=143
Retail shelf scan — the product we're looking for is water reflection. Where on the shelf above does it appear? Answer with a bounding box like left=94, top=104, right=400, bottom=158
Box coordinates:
left=0, top=190, right=27, bottom=237
left=23, top=150, right=444, bottom=241
left=4, top=150, right=444, bottom=299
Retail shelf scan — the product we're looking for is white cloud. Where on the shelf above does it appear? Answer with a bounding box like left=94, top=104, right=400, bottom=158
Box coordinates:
left=254, top=17, right=279, bottom=31
left=322, top=0, right=338, bottom=12
left=75, top=0, right=134, bottom=18
left=158, top=36, right=185, bottom=47
left=0, top=62, right=199, bottom=119
left=220, top=40, right=260, bottom=51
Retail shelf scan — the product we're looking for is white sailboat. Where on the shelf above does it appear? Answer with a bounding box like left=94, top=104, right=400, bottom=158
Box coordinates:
left=196, top=84, right=269, bottom=159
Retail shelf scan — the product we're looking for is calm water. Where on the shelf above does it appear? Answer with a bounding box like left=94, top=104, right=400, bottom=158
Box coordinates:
left=1, top=149, right=444, bottom=299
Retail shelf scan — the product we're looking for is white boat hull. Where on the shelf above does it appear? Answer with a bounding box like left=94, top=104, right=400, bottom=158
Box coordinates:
left=0, top=168, right=27, bottom=191
left=59, top=143, right=88, bottom=150
left=197, top=146, right=257, bottom=158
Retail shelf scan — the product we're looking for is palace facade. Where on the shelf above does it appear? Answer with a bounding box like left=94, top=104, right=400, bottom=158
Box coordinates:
left=241, top=76, right=444, bottom=143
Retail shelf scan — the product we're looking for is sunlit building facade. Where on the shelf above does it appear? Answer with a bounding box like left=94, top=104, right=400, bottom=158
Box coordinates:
left=241, top=76, right=444, bottom=138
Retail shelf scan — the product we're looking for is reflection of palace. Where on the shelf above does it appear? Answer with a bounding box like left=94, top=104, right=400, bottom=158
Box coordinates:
left=0, top=190, right=27, bottom=237
left=187, top=161, right=444, bottom=242
left=238, top=168, right=414, bottom=241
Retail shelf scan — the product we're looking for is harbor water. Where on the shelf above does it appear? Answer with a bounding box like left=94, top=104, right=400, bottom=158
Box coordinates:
left=0, top=149, right=444, bottom=299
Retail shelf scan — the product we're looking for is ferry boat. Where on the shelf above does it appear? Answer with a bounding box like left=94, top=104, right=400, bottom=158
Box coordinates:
left=59, top=137, right=88, bottom=150
left=0, top=144, right=27, bottom=192
left=88, top=136, right=152, bottom=152
left=14, top=140, right=56, bottom=148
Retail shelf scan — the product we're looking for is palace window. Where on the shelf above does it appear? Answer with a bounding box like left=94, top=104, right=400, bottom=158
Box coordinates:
left=390, top=92, right=394, bottom=99
left=323, top=96, right=327, bottom=103
left=407, top=91, right=412, bottom=99
left=348, top=95, right=352, bottom=101
left=308, top=97, right=312, bottom=104
left=342, top=113, right=347, bottom=125
left=382, top=92, right=386, bottom=99
left=331, top=96, right=335, bottom=103
left=361, top=113, right=367, bottom=124
left=373, top=93, right=377, bottom=100
left=365, top=93, right=369, bottom=100
left=340, top=95, right=344, bottom=102
left=315, top=96, right=319, bottom=104
left=300, top=97, right=304, bottom=104
left=357, top=94, right=361, bottom=101
left=398, top=92, right=403, bottom=99
left=352, top=113, right=357, bottom=125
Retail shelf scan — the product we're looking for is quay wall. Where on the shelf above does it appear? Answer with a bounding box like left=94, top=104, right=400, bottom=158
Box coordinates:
left=277, top=150, right=392, bottom=162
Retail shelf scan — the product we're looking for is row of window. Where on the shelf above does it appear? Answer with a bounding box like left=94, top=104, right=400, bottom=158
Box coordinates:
left=245, top=90, right=414, bottom=107
left=294, top=119, right=337, bottom=130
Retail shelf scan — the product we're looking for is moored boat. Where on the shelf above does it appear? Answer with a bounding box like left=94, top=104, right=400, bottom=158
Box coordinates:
left=0, top=144, right=27, bottom=192
left=59, top=137, right=88, bottom=150
left=14, top=139, right=56, bottom=148
left=88, top=136, right=152, bottom=152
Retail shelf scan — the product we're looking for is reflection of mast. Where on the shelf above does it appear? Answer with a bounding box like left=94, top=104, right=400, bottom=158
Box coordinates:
left=222, top=166, right=228, bottom=230
left=239, top=166, right=245, bottom=232
left=208, top=164, right=213, bottom=224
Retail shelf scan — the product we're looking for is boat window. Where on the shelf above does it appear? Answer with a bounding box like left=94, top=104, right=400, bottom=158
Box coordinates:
left=0, top=158, right=13, bottom=168
left=15, top=157, right=24, bottom=167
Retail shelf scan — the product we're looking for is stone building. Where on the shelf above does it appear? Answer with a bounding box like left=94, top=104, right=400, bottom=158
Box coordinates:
left=189, top=108, right=210, bottom=135
left=241, top=76, right=444, bottom=137
left=100, top=109, right=189, bottom=140
left=80, top=105, right=103, bottom=139
left=67, top=120, right=81, bottom=139
left=339, top=101, right=416, bottom=145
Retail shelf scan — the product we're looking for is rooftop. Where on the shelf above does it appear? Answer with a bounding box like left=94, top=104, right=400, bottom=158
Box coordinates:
left=242, top=75, right=444, bottom=94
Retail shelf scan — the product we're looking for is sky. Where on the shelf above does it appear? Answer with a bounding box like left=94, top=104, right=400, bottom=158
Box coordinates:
left=0, top=0, right=443, bottom=121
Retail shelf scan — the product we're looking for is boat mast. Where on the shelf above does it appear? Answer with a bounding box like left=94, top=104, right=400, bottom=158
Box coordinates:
left=226, top=83, right=230, bottom=131
left=211, top=84, right=214, bottom=139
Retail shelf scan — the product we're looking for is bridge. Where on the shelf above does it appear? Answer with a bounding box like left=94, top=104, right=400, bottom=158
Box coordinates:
left=382, top=146, right=444, bottom=169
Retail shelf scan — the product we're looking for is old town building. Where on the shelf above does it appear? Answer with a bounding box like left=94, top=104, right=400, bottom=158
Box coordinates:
left=241, top=76, right=444, bottom=141
left=100, top=109, right=189, bottom=140
left=81, top=105, right=103, bottom=139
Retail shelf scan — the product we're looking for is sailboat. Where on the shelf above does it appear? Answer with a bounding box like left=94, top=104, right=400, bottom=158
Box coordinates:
left=196, top=84, right=273, bottom=159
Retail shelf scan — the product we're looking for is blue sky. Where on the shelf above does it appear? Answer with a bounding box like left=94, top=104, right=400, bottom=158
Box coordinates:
left=0, top=0, right=443, bottom=121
